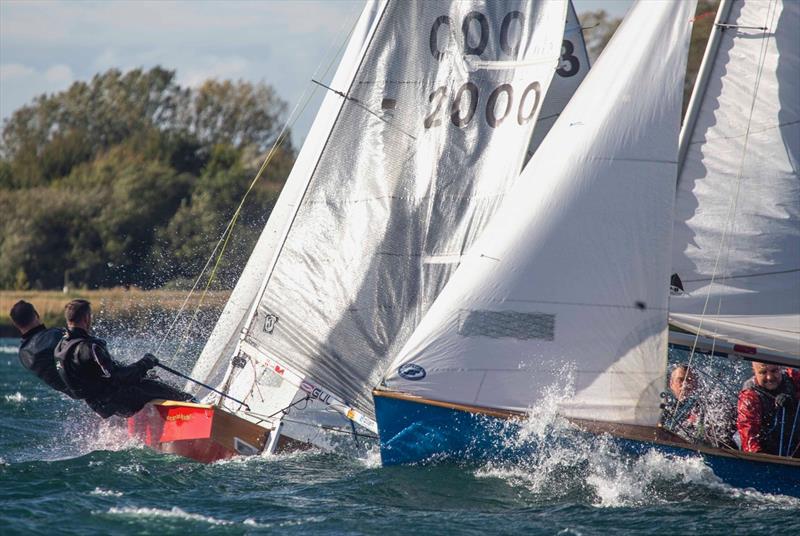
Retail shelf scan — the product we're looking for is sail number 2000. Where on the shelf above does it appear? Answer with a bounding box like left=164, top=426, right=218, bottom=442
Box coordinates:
left=424, top=11, right=550, bottom=130
left=423, top=81, right=541, bottom=129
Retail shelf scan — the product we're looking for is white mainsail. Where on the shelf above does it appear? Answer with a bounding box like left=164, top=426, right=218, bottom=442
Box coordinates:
left=193, top=0, right=572, bottom=435
left=381, top=0, right=696, bottom=427
left=670, top=0, right=800, bottom=360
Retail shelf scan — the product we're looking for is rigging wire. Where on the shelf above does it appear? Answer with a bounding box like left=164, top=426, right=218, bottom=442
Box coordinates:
left=672, top=2, right=779, bottom=429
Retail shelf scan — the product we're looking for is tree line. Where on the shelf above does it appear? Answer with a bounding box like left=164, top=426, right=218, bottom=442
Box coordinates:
left=0, top=67, right=295, bottom=290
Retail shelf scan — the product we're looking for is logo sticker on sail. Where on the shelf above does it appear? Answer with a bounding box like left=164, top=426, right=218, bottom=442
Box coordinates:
left=398, top=363, right=426, bottom=381
left=300, top=381, right=332, bottom=405
left=264, top=314, right=279, bottom=333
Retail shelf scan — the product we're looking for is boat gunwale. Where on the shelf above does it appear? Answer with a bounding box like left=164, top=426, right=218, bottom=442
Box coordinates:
left=373, top=388, right=800, bottom=468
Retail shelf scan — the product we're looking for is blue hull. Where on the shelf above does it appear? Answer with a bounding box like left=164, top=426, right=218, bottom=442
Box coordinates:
left=374, top=394, right=800, bottom=497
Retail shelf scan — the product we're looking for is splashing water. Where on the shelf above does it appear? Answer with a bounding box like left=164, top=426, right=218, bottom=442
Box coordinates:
left=474, top=376, right=800, bottom=509
left=90, top=488, right=124, bottom=497
left=4, top=392, right=37, bottom=403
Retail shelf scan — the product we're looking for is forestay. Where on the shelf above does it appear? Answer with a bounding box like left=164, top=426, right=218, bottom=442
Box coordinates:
left=670, top=0, right=800, bottom=360
left=225, top=0, right=568, bottom=420
left=382, top=0, right=696, bottom=427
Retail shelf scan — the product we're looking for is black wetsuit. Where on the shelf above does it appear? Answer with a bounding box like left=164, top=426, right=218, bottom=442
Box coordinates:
left=53, top=327, right=192, bottom=418
left=17, top=324, right=72, bottom=396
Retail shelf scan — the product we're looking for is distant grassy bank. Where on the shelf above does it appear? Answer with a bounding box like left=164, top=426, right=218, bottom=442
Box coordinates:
left=0, top=288, right=230, bottom=338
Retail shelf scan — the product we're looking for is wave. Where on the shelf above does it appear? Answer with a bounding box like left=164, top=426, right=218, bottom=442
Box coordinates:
left=90, top=487, right=124, bottom=497
left=105, top=506, right=233, bottom=526
left=103, top=506, right=326, bottom=529
left=4, top=392, right=37, bottom=403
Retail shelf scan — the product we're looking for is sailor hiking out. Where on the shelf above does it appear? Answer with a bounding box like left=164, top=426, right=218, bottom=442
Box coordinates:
left=10, top=300, right=71, bottom=396
left=54, top=299, right=193, bottom=418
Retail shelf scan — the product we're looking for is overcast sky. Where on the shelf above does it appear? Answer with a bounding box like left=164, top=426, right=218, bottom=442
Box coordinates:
left=0, top=0, right=633, bottom=145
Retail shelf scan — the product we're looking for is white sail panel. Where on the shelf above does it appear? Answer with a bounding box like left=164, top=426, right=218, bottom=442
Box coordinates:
left=383, top=0, right=696, bottom=427
left=188, top=1, right=386, bottom=394
left=670, top=0, right=800, bottom=358
left=526, top=0, right=590, bottom=158
left=242, top=0, right=568, bottom=418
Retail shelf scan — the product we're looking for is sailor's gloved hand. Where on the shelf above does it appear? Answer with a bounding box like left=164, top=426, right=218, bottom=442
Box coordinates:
left=774, top=393, right=792, bottom=408
left=139, top=353, right=159, bottom=370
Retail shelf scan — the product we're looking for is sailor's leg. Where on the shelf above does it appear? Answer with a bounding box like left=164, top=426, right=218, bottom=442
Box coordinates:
left=134, top=378, right=195, bottom=402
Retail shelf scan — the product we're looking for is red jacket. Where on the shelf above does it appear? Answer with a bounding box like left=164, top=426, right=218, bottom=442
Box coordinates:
left=737, top=368, right=800, bottom=455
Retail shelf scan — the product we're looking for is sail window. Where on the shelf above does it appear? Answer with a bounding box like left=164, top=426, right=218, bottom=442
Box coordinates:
left=458, top=310, right=555, bottom=340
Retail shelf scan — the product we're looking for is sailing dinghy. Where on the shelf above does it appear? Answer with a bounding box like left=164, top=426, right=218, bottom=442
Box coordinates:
left=130, top=0, right=589, bottom=459
left=373, top=0, right=800, bottom=497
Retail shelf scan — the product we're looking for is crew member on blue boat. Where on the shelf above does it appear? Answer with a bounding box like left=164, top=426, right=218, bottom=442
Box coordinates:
left=53, top=299, right=193, bottom=418
left=9, top=300, right=72, bottom=396
left=737, top=362, right=800, bottom=457
left=661, top=364, right=735, bottom=448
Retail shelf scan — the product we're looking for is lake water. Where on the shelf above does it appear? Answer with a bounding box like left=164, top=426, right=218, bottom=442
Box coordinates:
left=1, top=338, right=798, bottom=535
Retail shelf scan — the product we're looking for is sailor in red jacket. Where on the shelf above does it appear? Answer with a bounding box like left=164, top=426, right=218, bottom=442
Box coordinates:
left=737, top=362, right=800, bottom=457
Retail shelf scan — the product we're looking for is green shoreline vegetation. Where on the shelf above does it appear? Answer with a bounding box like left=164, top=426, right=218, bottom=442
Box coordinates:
left=0, top=67, right=295, bottom=294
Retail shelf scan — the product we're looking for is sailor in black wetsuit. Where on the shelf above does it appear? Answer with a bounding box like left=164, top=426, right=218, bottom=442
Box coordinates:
left=53, top=299, right=193, bottom=418
left=10, top=300, right=73, bottom=397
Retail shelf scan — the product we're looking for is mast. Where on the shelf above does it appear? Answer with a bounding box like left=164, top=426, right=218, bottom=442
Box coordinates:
left=677, top=0, right=734, bottom=174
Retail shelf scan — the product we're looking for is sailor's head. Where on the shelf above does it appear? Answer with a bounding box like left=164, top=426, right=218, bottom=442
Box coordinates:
left=64, top=299, right=92, bottom=331
left=669, top=364, right=697, bottom=400
left=752, top=361, right=783, bottom=391
left=9, top=300, right=41, bottom=334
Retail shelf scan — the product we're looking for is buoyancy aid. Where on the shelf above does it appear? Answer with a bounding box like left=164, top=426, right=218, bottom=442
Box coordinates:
left=53, top=329, right=115, bottom=401
left=741, top=375, right=798, bottom=455
left=53, top=337, right=89, bottom=399
left=18, top=324, right=71, bottom=396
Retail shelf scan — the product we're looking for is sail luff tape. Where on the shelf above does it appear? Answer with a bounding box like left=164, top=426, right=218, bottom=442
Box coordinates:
left=239, top=340, right=379, bottom=433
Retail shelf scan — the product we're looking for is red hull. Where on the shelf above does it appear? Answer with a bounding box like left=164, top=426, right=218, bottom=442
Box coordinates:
left=128, top=400, right=270, bottom=463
